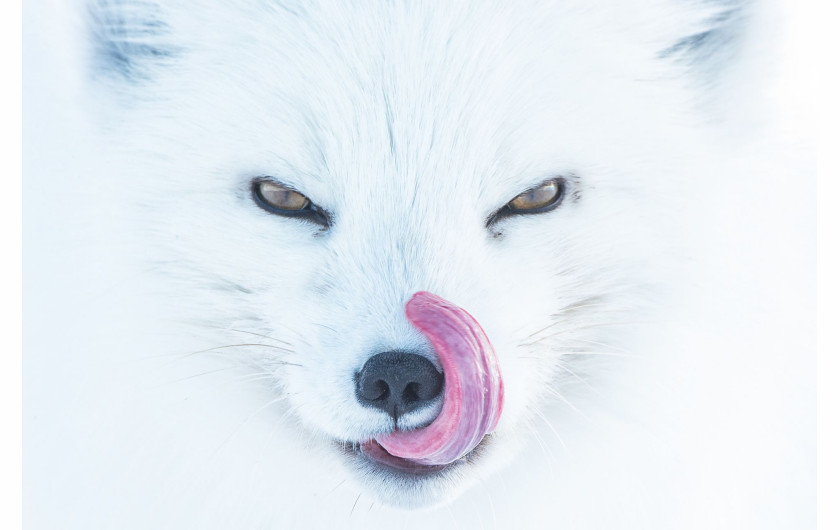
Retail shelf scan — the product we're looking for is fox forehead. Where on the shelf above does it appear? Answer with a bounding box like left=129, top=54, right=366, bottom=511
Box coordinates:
left=116, top=1, right=699, bottom=206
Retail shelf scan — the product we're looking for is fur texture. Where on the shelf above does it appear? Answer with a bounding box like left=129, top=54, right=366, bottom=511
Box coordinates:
left=24, top=1, right=814, bottom=528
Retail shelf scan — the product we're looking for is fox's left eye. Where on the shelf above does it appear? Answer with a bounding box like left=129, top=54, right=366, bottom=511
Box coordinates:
left=508, top=180, right=564, bottom=211
left=487, top=178, right=566, bottom=227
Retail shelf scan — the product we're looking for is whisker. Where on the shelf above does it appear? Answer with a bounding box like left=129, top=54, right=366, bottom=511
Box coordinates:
left=191, top=343, right=295, bottom=355
left=173, top=344, right=303, bottom=366
left=555, top=362, right=597, bottom=392
left=231, top=372, right=280, bottom=384
left=542, top=387, right=588, bottom=421
left=524, top=421, right=556, bottom=475
left=210, top=396, right=298, bottom=459
left=248, top=413, right=287, bottom=485
left=553, top=301, right=611, bottom=314
left=190, top=320, right=306, bottom=345
left=155, top=365, right=237, bottom=385
left=525, top=306, right=624, bottom=340
left=228, top=328, right=293, bottom=346
left=518, top=350, right=631, bottom=359
left=477, top=477, right=499, bottom=530
left=273, top=400, right=302, bottom=426
left=445, top=505, right=462, bottom=529
left=521, top=323, right=605, bottom=346
left=525, top=319, right=570, bottom=341
left=349, top=493, right=362, bottom=518
left=522, top=321, right=645, bottom=346
left=533, top=408, right=569, bottom=450
left=571, top=338, right=636, bottom=356
left=325, top=479, right=346, bottom=496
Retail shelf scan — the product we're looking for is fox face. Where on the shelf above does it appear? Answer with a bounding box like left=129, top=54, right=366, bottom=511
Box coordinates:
left=86, top=0, right=743, bottom=508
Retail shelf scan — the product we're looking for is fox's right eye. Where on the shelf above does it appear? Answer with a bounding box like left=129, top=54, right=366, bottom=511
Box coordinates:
left=251, top=178, right=330, bottom=228
left=255, top=180, right=309, bottom=210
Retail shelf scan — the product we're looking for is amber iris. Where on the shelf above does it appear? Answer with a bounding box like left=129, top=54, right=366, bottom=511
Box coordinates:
left=508, top=180, right=561, bottom=211
left=255, top=180, right=310, bottom=211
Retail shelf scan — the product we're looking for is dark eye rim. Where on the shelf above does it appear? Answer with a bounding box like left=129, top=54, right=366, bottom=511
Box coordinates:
left=251, top=177, right=332, bottom=228
left=485, top=177, right=567, bottom=227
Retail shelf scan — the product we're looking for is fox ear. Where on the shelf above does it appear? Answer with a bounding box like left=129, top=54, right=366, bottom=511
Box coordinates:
left=662, top=1, right=777, bottom=119
left=663, top=2, right=751, bottom=79
left=88, top=0, right=178, bottom=84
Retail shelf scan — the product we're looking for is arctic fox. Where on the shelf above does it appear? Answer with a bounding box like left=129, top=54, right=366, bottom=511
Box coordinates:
left=24, top=1, right=815, bottom=528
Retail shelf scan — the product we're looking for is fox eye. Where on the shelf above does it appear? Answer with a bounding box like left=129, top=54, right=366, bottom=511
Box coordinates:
left=487, top=178, right=566, bottom=227
left=251, top=178, right=330, bottom=228
left=256, top=180, right=309, bottom=210
left=509, top=180, right=563, bottom=211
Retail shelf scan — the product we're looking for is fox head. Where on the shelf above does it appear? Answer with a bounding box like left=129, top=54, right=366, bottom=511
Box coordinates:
left=84, top=0, right=756, bottom=507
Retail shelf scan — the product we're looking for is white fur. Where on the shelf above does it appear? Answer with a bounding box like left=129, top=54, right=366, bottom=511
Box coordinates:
left=24, top=1, right=814, bottom=528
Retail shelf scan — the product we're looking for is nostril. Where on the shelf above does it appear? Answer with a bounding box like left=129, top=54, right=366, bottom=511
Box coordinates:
left=402, top=382, right=420, bottom=403
left=355, top=351, right=444, bottom=420
left=371, top=380, right=389, bottom=401
left=358, top=378, right=389, bottom=402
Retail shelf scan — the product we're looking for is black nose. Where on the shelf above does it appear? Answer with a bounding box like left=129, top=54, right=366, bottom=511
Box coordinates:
left=355, top=351, right=444, bottom=420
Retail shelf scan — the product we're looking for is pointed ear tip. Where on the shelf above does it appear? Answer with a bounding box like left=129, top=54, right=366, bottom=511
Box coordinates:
left=664, top=3, right=748, bottom=58
left=659, top=1, right=771, bottom=88
left=87, top=0, right=176, bottom=83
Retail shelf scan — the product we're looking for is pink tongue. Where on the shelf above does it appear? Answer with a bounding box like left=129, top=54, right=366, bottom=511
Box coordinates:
left=375, top=291, right=504, bottom=466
